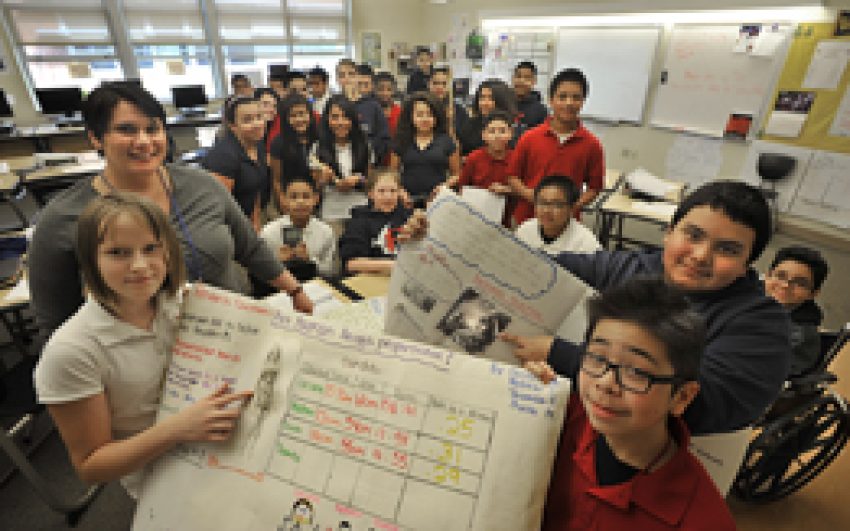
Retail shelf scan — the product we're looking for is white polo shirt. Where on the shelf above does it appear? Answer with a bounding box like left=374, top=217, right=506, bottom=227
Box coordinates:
left=515, top=218, right=602, bottom=256
left=260, top=215, right=336, bottom=276
left=34, top=294, right=179, bottom=495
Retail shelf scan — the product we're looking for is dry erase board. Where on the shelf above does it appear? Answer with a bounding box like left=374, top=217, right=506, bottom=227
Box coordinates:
left=554, top=26, right=661, bottom=123
left=650, top=24, right=793, bottom=137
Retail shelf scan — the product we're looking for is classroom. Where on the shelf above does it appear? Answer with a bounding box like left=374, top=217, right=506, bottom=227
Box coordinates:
left=1, top=0, right=850, bottom=529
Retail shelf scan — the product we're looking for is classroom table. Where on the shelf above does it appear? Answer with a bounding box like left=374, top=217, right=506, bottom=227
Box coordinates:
left=596, top=192, right=680, bottom=250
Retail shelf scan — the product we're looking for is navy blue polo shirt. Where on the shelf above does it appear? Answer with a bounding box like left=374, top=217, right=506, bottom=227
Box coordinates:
left=202, top=130, right=270, bottom=218
left=395, top=133, right=456, bottom=198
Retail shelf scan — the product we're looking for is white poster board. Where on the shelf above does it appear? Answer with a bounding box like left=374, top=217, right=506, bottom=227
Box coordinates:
left=650, top=24, right=792, bottom=137
left=385, top=190, right=592, bottom=365
left=134, top=285, right=571, bottom=530
left=788, top=150, right=850, bottom=229
left=555, top=26, right=661, bottom=123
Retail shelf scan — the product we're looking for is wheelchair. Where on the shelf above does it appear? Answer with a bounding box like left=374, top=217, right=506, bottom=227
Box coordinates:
left=733, top=325, right=850, bottom=503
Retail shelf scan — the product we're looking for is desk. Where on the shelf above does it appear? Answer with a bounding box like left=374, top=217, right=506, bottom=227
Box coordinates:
left=597, top=193, right=678, bottom=250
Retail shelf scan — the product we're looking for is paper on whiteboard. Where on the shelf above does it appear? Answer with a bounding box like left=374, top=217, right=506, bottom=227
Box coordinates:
left=789, top=150, right=850, bottom=228
left=625, top=168, right=679, bottom=199
left=802, top=40, right=850, bottom=90
left=764, top=111, right=807, bottom=138
left=665, top=134, right=723, bottom=189
left=385, top=190, right=591, bottom=365
left=134, top=285, right=571, bottom=530
left=460, top=186, right=505, bottom=223
left=740, top=140, right=812, bottom=213
left=829, top=84, right=850, bottom=137
left=750, top=31, right=787, bottom=58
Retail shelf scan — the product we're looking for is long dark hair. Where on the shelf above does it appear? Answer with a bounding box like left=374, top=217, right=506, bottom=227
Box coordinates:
left=277, top=93, right=317, bottom=163
left=394, top=91, right=447, bottom=154
left=472, top=79, right=517, bottom=119
left=317, top=94, right=369, bottom=177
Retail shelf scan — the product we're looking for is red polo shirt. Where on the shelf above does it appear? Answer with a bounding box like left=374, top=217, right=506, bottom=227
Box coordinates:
left=542, top=396, right=736, bottom=531
left=458, top=147, right=514, bottom=188
left=509, top=118, right=605, bottom=225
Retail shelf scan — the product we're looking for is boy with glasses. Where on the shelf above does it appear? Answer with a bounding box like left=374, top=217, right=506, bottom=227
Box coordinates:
left=516, top=175, right=600, bottom=255
left=540, top=277, right=735, bottom=530
left=765, top=245, right=829, bottom=376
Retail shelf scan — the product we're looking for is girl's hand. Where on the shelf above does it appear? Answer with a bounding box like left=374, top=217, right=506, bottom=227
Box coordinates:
left=292, top=289, right=314, bottom=315
left=165, top=385, right=253, bottom=443
left=445, top=175, right=460, bottom=189
left=278, top=245, right=295, bottom=262
left=294, top=242, right=309, bottom=261
left=315, top=165, right=334, bottom=187
left=397, top=210, right=428, bottom=243
left=400, top=189, right=413, bottom=209
left=335, top=175, right=361, bottom=191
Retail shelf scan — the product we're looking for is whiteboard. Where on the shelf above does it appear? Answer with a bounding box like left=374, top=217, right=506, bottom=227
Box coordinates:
left=555, top=27, right=660, bottom=123
left=650, top=24, right=792, bottom=137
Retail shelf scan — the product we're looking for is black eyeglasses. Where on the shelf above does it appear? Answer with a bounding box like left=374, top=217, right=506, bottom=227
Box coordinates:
left=769, top=270, right=813, bottom=291
left=580, top=351, right=686, bottom=394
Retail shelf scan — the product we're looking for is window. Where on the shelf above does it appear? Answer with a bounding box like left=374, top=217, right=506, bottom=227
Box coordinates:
left=7, top=4, right=124, bottom=93
left=124, top=0, right=214, bottom=101
left=214, top=0, right=287, bottom=89
left=289, top=1, right=348, bottom=86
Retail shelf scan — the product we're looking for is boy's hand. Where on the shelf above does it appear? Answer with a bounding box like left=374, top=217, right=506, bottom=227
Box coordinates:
left=397, top=210, right=428, bottom=243
left=336, top=175, right=360, bottom=191
left=166, top=384, right=253, bottom=443
left=294, top=242, right=309, bottom=261
left=499, top=333, right=554, bottom=364
left=445, top=175, right=460, bottom=189
left=524, top=360, right=557, bottom=384
left=278, top=245, right=295, bottom=262
left=292, top=289, right=314, bottom=315
left=489, top=183, right=513, bottom=195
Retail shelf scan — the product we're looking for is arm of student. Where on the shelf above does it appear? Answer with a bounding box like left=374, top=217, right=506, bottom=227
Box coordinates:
left=269, top=157, right=284, bottom=211
left=446, top=147, right=462, bottom=188
left=683, top=303, right=791, bottom=434
left=345, top=258, right=395, bottom=276
left=498, top=333, right=580, bottom=380
left=208, top=171, right=235, bottom=192
left=388, top=152, right=400, bottom=171
left=47, top=385, right=251, bottom=484
left=573, top=188, right=599, bottom=216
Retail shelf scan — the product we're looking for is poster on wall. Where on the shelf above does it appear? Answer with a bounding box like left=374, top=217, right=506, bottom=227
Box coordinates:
left=362, top=31, right=382, bottom=68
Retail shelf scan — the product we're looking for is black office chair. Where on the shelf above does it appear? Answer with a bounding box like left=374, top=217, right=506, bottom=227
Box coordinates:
left=756, top=153, right=796, bottom=231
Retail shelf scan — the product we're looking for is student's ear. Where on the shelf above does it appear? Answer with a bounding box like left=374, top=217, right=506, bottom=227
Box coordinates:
left=669, top=381, right=699, bottom=417
left=88, top=131, right=103, bottom=152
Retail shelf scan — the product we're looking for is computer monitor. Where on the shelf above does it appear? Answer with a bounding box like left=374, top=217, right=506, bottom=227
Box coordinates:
left=35, top=87, right=83, bottom=117
left=104, top=78, right=143, bottom=90
left=0, top=89, right=12, bottom=118
left=171, top=85, right=208, bottom=109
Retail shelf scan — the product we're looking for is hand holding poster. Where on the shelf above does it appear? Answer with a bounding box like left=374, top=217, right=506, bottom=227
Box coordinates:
left=385, top=190, right=592, bottom=364
left=134, top=285, right=571, bottom=530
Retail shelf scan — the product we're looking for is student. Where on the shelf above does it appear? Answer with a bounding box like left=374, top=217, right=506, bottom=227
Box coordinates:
left=513, top=61, right=548, bottom=128
left=261, top=176, right=335, bottom=279
left=34, top=193, right=253, bottom=497
left=390, top=91, right=460, bottom=207
left=286, top=70, right=309, bottom=99
left=501, top=181, right=791, bottom=435
left=458, top=79, right=518, bottom=156
left=268, top=74, right=287, bottom=98
left=231, top=73, right=253, bottom=97
left=458, top=111, right=513, bottom=191
left=406, top=46, right=433, bottom=94
left=428, top=66, right=467, bottom=138
left=338, top=171, right=412, bottom=275
left=270, top=93, right=318, bottom=211
left=541, top=277, right=736, bottom=530
left=335, top=58, right=357, bottom=99
left=375, top=71, right=401, bottom=137
left=353, top=63, right=391, bottom=164
left=311, top=94, right=371, bottom=221
left=254, top=87, right=280, bottom=151
left=307, top=66, right=331, bottom=115
left=765, top=245, right=829, bottom=376
left=506, top=68, right=604, bottom=226
left=516, top=175, right=601, bottom=255
left=201, top=96, right=270, bottom=229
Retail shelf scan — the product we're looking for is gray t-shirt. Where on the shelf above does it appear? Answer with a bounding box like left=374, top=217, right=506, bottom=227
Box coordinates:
left=29, top=163, right=284, bottom=336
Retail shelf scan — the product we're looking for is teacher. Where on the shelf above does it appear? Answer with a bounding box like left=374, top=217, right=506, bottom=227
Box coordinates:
left=29, top=83, right=312, bottom=337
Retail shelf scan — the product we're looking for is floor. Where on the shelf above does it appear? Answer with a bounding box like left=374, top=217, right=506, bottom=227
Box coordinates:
left=1, top=203, right=850, bottom=529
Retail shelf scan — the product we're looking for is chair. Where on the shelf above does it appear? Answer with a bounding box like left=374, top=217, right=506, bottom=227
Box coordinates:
left=0, top=355, right=102, bottom=526
left=756, top=153, right=796, bottom=231
left=732, top=325, right=850, bottom=502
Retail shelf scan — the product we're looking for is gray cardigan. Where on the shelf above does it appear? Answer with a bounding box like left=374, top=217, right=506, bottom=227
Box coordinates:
left=29, top=163, right=284, bottom=336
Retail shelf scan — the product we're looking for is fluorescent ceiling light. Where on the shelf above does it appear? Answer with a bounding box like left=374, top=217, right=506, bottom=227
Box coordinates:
left=482, top=7, right=830, bottom=28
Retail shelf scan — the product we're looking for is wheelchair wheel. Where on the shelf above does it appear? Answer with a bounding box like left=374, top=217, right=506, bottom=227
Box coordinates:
left=733, top=392, right=850, bottom=503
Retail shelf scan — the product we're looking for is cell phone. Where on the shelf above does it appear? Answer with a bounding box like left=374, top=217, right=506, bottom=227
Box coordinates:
left=282, top=227, right=303, bottom=246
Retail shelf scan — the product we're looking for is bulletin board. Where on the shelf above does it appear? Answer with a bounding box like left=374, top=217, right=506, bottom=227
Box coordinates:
left=760, top=23, right=850, bottom=154
left=649, top=24, right=793, bottom=137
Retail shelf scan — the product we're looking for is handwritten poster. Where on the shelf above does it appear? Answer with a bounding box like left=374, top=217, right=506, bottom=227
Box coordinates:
left=385, top=190, right=592, bottom=365
left=134, top=285, right=571, bottom=530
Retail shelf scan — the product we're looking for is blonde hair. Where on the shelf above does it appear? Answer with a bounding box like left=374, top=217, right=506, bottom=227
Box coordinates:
left=366, top=169, right=401, bottom=192
left=76, top=192, right=185, bottom=306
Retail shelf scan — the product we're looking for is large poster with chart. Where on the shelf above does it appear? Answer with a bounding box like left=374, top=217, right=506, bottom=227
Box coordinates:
left=385, top=190, right=592, bottom=365
left=134, top=285, right=571, bottom=530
